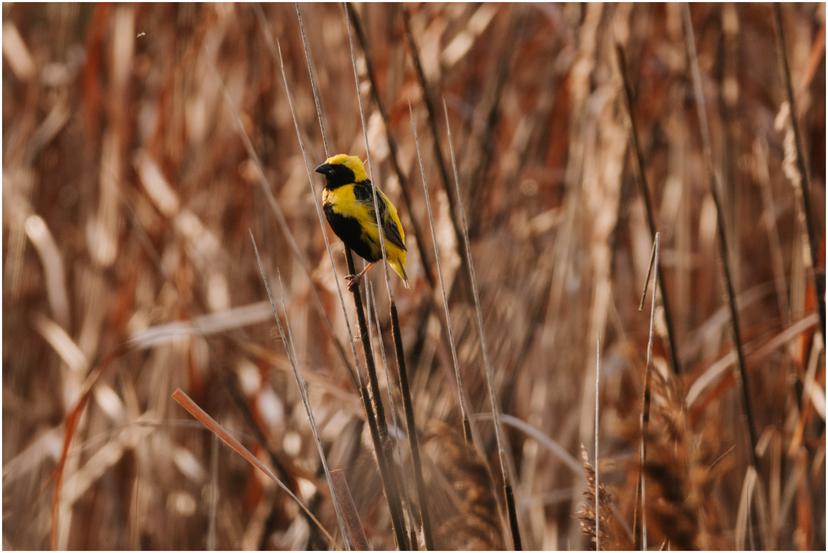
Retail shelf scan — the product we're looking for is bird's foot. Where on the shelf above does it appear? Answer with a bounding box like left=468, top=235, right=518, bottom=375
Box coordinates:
left=345, top=272, right=365, bottom=292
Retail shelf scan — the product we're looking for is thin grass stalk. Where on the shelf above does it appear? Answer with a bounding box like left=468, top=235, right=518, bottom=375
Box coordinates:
left=615, top=43, right=684, bottom=376
left=409, top=103, right=474, bottom=444
left=257, top=9, right=408, bottom=547
left=217, top=75, right=357, bottom=389
left=638, top=232, right=660, bottom=551
left=594, top=336, right=601, bottom=552
left=443, top=98, right=523, bottom=550
left=268, top=41, right=363, bottom=384
left=294, top=3, right=331, bottom=157
left=343, top=4, right=428, bottom=548
left=772, top=2, right=826, bottom=343
left=170, top=388, right=336, bottom=548
left=401, top=7, right=468, bottom=278
left=346, top=2, right=436, bottom=290
left=249, top=233, right=352, bottom=549
left=681, top=4, right=761, bottom=474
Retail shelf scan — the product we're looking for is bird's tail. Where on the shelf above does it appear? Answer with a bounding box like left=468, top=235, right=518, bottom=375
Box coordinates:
left=389, top=258, right=409, bottom=288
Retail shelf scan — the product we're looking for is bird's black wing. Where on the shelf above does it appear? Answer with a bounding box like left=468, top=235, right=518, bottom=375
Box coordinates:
left=354, top=181, right=406, bottom=251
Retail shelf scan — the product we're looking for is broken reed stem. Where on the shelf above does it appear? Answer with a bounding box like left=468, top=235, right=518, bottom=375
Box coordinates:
left=615, top=43, right=684, bottom=376
left=258, top=7, right=408, bottom=549
left=639, top=232, right=660, bottom=551
left=171, top=388, right=336, bottom=548
left=346, top=3, right=436, bottom=290
left=249, top=233, right=351, bottom=549
left=772, top=2, right=826, bottom=343
left=402, top=7, right=469, bottom=281
left=343, top=4, right=429, bottom=548
left=594, top=337, right=601, bottom=552
left=409, top=103, right=475, bottom=446
left=443, top=98, right=523, bottom=551
left=681, top=3, right=761, bottom=474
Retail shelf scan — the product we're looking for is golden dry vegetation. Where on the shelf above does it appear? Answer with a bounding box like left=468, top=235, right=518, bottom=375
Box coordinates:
left=2, top=3, right=825, bottom=550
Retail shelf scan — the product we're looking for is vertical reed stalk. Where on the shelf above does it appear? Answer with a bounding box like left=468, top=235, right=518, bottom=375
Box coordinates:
left=771, top=2, right=826, bottom=343
left=681, top=3, right=761, bottom=474
left=409, top=103, right=475, bottom=445
left=615, top=43, right=684, bottom=376
left=443, top=99, right=523, bottom=550
left=637, top=232, right=660, bottom=551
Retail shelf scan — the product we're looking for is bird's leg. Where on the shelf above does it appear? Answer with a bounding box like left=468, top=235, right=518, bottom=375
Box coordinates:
left=345, top=262, right=375, bottom=292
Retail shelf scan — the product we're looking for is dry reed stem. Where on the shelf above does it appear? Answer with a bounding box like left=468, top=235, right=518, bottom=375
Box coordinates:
left=409, top=103, right=475, bottom=445
left=443, top=98, right=523, bottom=550
left=772, top=3, right=826, bottom=342
left=636, top=232, right=660, bottom=550
left=615, top=43, right=683, bottom=376
left=170, top=388, right=336, bottom=548
left=681, top=3, right=761, bottom=474
left=249, top=232, right=351, bottom=549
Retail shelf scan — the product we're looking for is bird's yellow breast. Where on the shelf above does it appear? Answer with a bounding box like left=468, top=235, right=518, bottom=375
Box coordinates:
left=323, top=184, right=362, bottom=219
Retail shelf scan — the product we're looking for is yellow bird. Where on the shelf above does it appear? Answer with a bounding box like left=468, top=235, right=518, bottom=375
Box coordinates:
left=315, top=154, right=409, bottom=291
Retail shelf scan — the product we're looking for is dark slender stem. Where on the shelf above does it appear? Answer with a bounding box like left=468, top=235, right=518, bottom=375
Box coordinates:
left=772, top=3, right=826, bottom=342
left=390, top=303, right=434, bottom=549
left=347, top=253, right=410, bottom=550
left=615, top=43, right=684, bottom=376
left=682, top=3, right=761, bottom=473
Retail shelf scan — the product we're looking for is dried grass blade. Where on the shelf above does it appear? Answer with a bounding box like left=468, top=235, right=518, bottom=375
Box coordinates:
left=170, top=388, right=336, bottom=548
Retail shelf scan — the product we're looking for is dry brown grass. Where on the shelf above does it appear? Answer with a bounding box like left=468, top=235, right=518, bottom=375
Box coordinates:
left=3, top=3, right=825, bottom=550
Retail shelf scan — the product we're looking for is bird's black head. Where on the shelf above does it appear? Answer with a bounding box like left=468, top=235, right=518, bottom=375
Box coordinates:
left=315, top=154, right=367, bottom=189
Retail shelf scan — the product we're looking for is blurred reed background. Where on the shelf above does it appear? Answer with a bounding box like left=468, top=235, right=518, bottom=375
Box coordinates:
left=2, top=2, right=825, bottom=550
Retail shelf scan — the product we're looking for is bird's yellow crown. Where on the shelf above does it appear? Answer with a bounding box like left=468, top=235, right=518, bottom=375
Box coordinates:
left=324, top=154, right=368, bottom=182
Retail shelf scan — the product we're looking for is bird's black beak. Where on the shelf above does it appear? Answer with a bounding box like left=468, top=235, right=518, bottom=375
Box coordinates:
left=315, top=163, right=332, bottom=175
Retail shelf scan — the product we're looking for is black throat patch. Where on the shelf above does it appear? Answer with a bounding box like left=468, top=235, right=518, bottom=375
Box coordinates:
left=325, top=165, right=357, bottom=189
